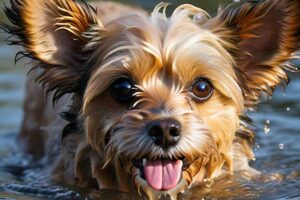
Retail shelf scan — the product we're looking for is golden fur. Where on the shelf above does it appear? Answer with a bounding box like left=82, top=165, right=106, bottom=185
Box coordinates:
left=1, top=0, right=300, bottom=199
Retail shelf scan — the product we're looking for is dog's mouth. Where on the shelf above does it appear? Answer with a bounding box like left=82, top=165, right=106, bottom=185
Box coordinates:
left=132, top=157, right=190, bottom=191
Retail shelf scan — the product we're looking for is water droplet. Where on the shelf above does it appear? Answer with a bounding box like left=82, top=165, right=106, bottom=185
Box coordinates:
left=269, top=96, right=272, bottom=100
left=203, top=178, right=213, bottom=188
left=264, top=120, right=270, bottom=134
left=254, top=143, right=260, bottom=151
left=286, top=107, right=290, bottom=111
left=279, top=143, right=284, bottom=150
left=249, top=108, right=254, bottom=112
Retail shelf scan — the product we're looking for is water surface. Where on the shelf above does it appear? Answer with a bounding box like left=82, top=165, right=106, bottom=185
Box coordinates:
left=0, top=0, right=300, bottom=199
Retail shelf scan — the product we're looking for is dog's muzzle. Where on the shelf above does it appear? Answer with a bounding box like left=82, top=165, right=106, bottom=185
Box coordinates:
left=131, top=118, right=190, bottom=190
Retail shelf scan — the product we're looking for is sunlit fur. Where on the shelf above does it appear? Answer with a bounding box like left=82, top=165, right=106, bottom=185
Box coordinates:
left=2, top=0, right=300, bottom=199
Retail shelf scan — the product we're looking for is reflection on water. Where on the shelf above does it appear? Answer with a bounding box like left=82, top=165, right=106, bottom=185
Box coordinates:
left=0, top=0, right=300, bottom=200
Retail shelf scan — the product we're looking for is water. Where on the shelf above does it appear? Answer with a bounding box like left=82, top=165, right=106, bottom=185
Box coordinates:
left=0, top=0, right=300, bottom=199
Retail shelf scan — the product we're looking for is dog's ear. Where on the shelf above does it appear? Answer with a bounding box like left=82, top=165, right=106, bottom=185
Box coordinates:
left=2, top=0, right=102, bottom=99
left=209, top=0, right=300, bottom=107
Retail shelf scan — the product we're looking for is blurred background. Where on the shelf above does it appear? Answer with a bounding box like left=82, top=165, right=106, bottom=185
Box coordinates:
left=0, top=0, right=300, bottom=200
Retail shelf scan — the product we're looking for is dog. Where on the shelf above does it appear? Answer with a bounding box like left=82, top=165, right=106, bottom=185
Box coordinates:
left=2, top=0, right=300, bottom=199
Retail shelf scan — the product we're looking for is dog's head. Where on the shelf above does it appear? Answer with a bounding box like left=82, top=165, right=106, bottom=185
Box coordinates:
left=3, top=0, right=300, bottom=199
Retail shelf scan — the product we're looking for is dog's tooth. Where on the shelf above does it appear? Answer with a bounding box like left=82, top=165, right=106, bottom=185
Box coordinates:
left=142, top=158, right=147, bottom=167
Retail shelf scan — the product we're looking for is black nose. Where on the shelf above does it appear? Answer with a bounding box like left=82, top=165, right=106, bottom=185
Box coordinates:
left=147, top=118, right=181, bottom=149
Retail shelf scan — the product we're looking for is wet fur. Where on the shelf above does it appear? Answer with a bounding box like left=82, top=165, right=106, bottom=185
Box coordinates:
left=1, top=0, right=300, bottom=199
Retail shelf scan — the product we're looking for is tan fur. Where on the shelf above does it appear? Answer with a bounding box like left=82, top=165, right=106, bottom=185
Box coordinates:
left=2, top=0, right=300, bottom=199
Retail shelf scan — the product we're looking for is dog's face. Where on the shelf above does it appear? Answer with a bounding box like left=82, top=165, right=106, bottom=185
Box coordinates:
left=3, top=0, right=300, bottom=199
left=82, top=7, right=243, bottom=197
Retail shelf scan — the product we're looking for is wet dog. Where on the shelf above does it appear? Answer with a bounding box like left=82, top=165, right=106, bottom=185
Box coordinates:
left=2, top=0, right=300, bottom=199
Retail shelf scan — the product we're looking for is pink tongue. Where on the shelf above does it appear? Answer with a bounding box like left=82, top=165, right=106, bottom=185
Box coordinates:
left=144, top=159, right=183, bottom=191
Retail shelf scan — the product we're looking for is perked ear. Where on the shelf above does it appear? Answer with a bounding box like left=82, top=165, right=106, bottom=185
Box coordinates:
left=2, top=0, right=102, bottom=99
left=211, top=0, right=300, bottom=107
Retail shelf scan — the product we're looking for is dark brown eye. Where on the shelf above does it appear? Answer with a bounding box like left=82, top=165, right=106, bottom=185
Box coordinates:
left=190, top=78, right=213, bottom=101
left=111, top=78, right=134, bottom=102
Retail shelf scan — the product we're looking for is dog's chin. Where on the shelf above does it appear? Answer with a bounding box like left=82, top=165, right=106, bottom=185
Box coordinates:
left=130, top=157, right=205, bottom=199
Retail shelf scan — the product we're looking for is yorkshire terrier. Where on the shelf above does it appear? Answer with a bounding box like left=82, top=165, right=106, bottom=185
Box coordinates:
left=2, top=0, right=300, bottom=199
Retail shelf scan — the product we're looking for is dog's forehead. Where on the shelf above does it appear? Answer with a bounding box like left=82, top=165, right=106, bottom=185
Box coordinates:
left=130, top=20, right=236, bottom=85
left=93, top=11, right=236, bottom=82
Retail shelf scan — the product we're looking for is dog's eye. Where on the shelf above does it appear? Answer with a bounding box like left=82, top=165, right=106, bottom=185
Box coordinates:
left=190, top=78, right=213, bottom=101
left=111, top=78, right=134, bottom=102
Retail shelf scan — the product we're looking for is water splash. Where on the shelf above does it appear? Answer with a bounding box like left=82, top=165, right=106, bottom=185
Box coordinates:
left=286, top=107, right=291, bottom=112
left=264, top=120, right=270, bottom=134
